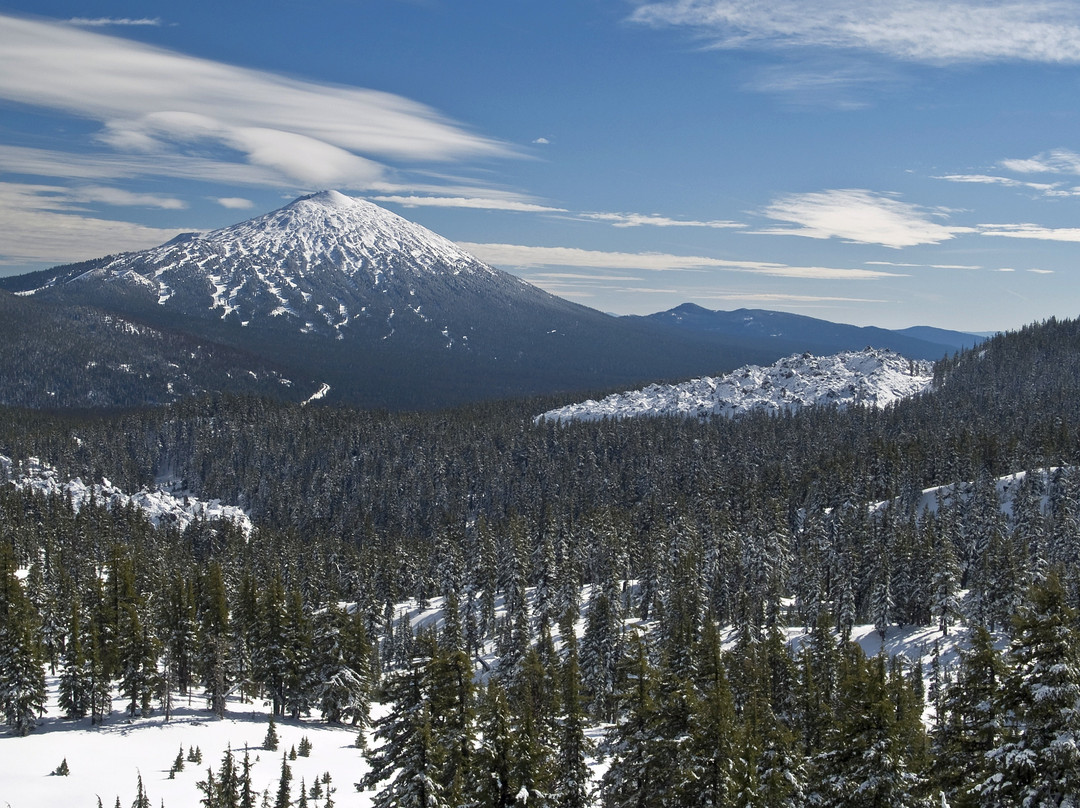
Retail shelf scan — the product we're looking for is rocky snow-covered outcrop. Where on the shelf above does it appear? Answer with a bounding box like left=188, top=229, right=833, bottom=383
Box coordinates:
left=539, top=348, right=933, bottom=422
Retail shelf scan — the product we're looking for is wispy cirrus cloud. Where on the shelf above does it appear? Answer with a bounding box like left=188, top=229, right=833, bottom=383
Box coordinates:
left=741, top=58, right=906, bottom=107
left=756, top=189, right=973, bottom=248
left=68, top=17, right=162, bottom=27
left=978, top=223, right=1080, bottom=242
left=371, top=195, right=567, bottom=213
left=577, top=211, right=744, bottom=228
left=866, top=260, right=983, bottom=270
left=216, top=197, right=255, bottom=209
left=629, top=1, right=1080, bottom=65
left=457, top=242, right=899, bottom=279
left=1000, top=148, right=1080, bottom=175
left=935, top=173, right=1067, bottom=195
left=0, top=14, right=511, bottom=190
left=0, top=183, right=183, bottom=266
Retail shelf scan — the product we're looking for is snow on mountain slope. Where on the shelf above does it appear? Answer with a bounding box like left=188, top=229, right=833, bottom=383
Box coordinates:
left=0, top=455, right=251, bottom=535
left=539, top=348, right=934, bottom=422
left=18, top=191, right=521, bottom=343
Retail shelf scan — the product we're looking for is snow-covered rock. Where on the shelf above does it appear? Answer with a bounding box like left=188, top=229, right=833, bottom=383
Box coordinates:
left=0, top=455, right=252, bottom=535
left=538, top=348, right=933, bottom=422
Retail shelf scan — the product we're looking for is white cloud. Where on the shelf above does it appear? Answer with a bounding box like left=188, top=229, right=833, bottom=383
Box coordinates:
left=0, top=182, right=182, bottom=265
left=0, top=144, right=288, bottom=187
left=1000, top=148, right=1080, bottom=175
left=526, top=273, right=645, bottom=282
left=0, top=14, right=510, bottom=190
left=372, top=195, right=567, bottom=213
left=630, top=1, right=1080, bottom=64
left=458, top=242, right=899, bottom=279
left=72, top=186, right=186, bottom=209
left=216, top=197, right=255, bottom=209
left=68, top=18, right=162, bottom=27
left=1029, top=268, right=1055, bottom=274
left=978, top=222, right=1080, bottom=242
left=578, top=211, right=744, bottom=228
left=689, top=291, right=888, bottom=303
left=935, top=174, right=1064, bottom=194
left=757, top=189, right=973, bottom=248
left=533, top=137, right=551, bottom=145
left=866, top=260, right=983, bottom=269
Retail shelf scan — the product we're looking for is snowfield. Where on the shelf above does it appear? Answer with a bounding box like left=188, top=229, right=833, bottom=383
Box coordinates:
left=538, top=348, right=934, bottom=422
left=0, top=680, right=370, bottom=808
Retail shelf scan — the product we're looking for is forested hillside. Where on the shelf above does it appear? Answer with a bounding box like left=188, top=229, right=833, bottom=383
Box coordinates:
left=4, top=317, right=1080, bottom=806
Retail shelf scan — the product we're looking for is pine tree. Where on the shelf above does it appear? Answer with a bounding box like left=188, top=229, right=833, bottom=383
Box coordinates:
left=263, top=716, right=279, bottom=751
left=601, top=630, right=683, bottom=808
left=240, top=751, right=255, bottom=808
left=132, top=771, right=151, bottom=808
left=282, top=589, right=315, bottom=720
left=932, top=626, right=1004, bottom=806
left=199, top=562, right=231, bottom=718
left=217, top=746, right=241, bottom=808
left=0, top=543, right=47, bottom=735
left=170, top=745, right=185, bottom=778
left=312, top=605, right=370, bottom=726
left=980, top=573, right=1080, bottom=806
left=58, top=602, right=91, bottom=719
left=473, top=679, right=518, bottom=808
left=88, top=620, right=112, bottom=725
left=118, top=601, right=159, bottom=718
left=809, top=646, right=926, bottom=807
left=554, top=643, right=592, bottom=808
left=273, top=753, right=292, bottom=808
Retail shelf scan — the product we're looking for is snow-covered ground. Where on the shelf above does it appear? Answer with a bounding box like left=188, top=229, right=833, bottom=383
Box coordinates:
left=0, top=454, right=252, bottom=535
left=0, top=681, right=369, bottom=808
left=538, top=348, right=933, bottom=422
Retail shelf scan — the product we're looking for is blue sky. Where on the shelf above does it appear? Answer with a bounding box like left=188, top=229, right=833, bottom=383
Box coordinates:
left=3, top=2, right=1080, bottom=330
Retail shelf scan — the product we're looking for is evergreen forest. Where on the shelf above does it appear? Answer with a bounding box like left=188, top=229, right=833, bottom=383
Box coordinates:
left=5, top=316, right=1080, bottom=806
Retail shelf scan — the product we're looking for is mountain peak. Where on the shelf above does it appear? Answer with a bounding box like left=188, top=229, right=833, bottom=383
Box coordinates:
left=200, top=190, right=488, bottom=275
left=297, top=189, right=357, bottom=208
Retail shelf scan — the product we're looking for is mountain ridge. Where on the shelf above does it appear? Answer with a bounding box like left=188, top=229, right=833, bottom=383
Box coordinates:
left=634, top=302, right=980, bottom=360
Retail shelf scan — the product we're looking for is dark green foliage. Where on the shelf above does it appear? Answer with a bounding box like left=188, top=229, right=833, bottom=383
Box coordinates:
left=263, top=717, right=279, bottom=751
left=0, top=543, right=46, bottom=735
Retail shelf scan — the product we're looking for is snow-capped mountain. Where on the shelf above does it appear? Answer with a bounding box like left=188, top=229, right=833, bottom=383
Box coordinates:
left=11, top=190, right=524, bottom=344
left=538, top=348, right=934, bottom=422
left=0, top=192, right=785, bottom=408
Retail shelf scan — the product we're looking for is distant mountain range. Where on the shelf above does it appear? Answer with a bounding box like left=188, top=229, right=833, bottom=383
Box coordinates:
left=635, top=303, right=982, bottom=358
left=0, top=192, right=985, bottom=410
